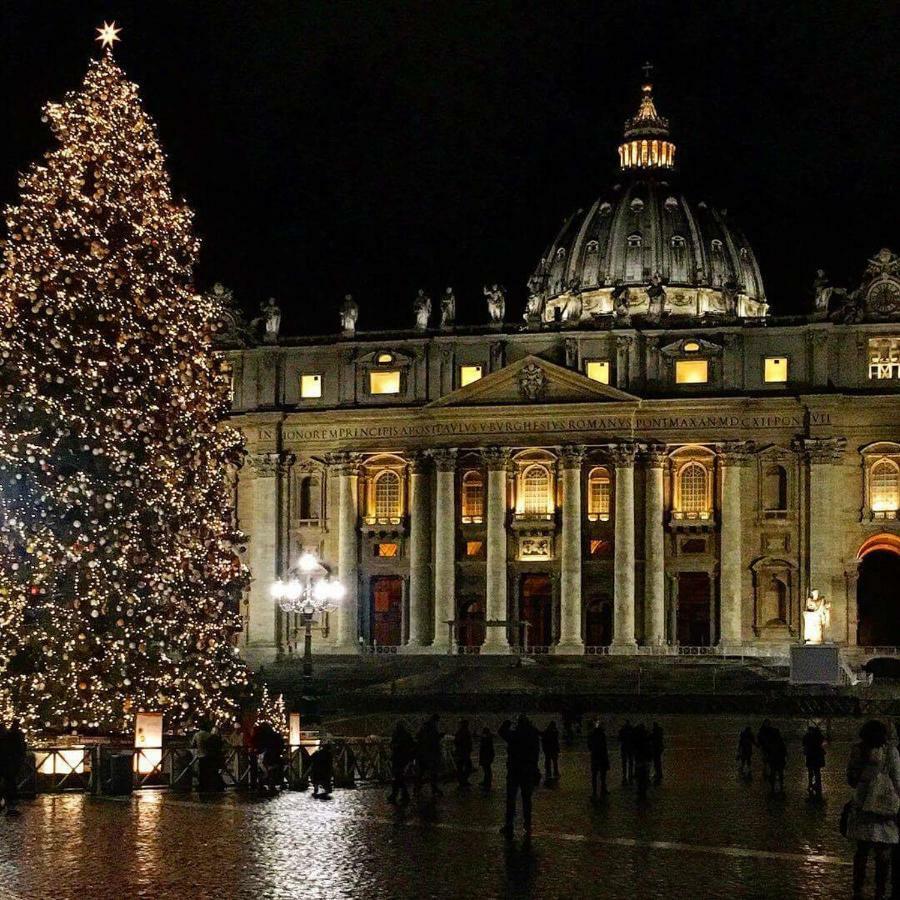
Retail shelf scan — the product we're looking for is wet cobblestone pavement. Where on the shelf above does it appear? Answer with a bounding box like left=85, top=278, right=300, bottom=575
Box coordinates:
left=0, top=716, right=866, bottom=899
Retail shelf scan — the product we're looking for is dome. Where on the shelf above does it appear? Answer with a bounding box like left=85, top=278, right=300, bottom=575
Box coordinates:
left=529, top=77, right=767, bottom=323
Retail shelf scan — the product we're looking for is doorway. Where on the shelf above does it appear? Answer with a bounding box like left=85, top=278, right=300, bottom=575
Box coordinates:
left=857, top=549, right=900, bottom=646
left=585, top=596, right=613, bottom=647
left=677, top=572, right=712, bottom=646
left=370, top=576, right=403, bottom=646
left=520, top=574, right=553, bottom=647
left=457, top=599, right=486, bottom=648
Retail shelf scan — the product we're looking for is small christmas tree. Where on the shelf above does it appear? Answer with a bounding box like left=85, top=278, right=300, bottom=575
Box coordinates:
left=0, top=30, right=249, bottom=733
left=254, top=684, right=288, bottom=739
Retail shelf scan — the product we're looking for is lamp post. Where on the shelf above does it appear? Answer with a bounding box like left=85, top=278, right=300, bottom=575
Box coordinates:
left=271, top=552, right=345, bottom=722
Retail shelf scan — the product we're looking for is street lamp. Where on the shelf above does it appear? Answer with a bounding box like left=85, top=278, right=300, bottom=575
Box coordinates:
left=271, top=552, right=345, bottom=722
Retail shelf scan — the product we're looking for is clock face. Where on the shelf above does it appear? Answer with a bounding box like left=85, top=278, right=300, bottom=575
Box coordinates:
left=867, top=279, right=900, bottom=316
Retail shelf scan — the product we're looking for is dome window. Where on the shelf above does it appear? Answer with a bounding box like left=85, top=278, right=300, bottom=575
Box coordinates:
left=671, top=235, right=686, bottom=248
left=683, top=340, right=701, bottom=353
left=586, top=239, right=600, bottom=255
left=599, top=202, right=612, bottom=216
left=665, top=196, right=679, bottom=210
left=630, top=198, right=644, bottom=212
left=626, top=233, right=643, bottom=281
left=740, top=247, right=750, bottom=260
left=627, top=233, right=643, bottom=248
left=710, top=239, right=724, bottom=253
left=710, top=240, right=725, bottom=287
left=671, top=235, right=688, bottom=281
left=377, top=352, right=394, bottom=364
left=556, top=247, right=566, bottom=260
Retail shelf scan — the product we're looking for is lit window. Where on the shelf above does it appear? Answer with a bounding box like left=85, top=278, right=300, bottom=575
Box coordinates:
left=300, top=373, right=322, bottom=398
left=587, top=467, right=611, bottom=521
left=763, top=357, right=788, bottom=383
left=869, top=338, right=900, bottom=380
left=459, top=365, right=483, bottom=387
left=677, top=462, right=709, bottom=518
left=370, top=370, right=400, bottom=395
left=373, top=471, right=402, bottom=521
left=377, top=352, right=394, bottom=364
left=675, top=359, right=708, bottom=384
left=871, top=459, right=900, bottom=514
left=461, top=471, right=484, bottom=523
left=466, top=541, right=484, bottom=558
left=683, top=340, right=701, bottom=352
left=375, top=543, right=398, bottom=558
left=521, top=465, right=552, bottom=516
left=589, top=539, right=611, bottom=558
left=585, top=361, right=610, bottom=384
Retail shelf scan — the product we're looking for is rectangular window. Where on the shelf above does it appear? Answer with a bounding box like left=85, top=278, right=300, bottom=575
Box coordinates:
left=763, top=357, right=788, bottom=383
left=466, top=540, right=484, bottom=558
left=375, top=543, right=399, bottom=558
left=369, top=370, right=401, bottom=395
left=585, top=360, right=610, bottom=384
left=300, top=373, right=322, bottom=398
left=675, top=359, right=709, bottom=384
left=869, top=338, right=900, bottom=380
left=459, top=365, right=483, bottom=387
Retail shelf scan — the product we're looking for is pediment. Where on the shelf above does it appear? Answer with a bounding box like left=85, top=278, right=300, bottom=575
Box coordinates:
left=427, top=355, right=639, bottom=408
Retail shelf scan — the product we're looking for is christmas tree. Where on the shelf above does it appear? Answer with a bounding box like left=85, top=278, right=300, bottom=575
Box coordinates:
left=0, top=29, right=249, bottom=734
left=254, top=684, right=288, bottom=739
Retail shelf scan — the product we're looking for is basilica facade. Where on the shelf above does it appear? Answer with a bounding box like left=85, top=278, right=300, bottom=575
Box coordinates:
left=221, top=79, right=900, bottom=665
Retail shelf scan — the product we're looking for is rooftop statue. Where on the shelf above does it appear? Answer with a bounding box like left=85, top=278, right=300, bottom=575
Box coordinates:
left=612, top=281, right=632, bottom=325
left=484, top=284, right=506, bottom=323
left=260, top=297, right=281, bottom=344
left=440, top=287, right=456, bottom=329
left=646, top=274, right=666, bottom=323
left=340, top=294, right=359, bottom=335
left=524, top=275, right=545, bottom=324
left=802, top=590, right=831, bottom=645
left=413, top=289, right=432, bottom=330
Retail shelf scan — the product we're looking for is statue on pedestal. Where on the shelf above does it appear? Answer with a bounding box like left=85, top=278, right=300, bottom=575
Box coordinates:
left=802, top=589, right=831, bottom=645
left=339, top=294, right=359, bottom=335
left=484, top=284, right=506, bottom=323
left=439, top=287, right=456, bottom=329
left=646, top=274, right=666, bottom=323
left=261, top=297, right=281, bottom=343
left=413, top=289, right=432, bottom=330
left=612, top=281, right=631, bottom=325
left=524, top=275, right=545, bottom=324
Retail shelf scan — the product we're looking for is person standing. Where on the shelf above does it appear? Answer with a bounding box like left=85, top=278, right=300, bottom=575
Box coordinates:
left=310, top=742, right=334, bottom=798
left=802, top=721, right=827, bottom=799
left=757, top=719, right=775, bottom=782
left=737, top=726, right=755, bottom=778
left=191, top=719, right=213, bottom=791
left=768, top=727, right=787, bottom=796
left=1, top=721, right=26, bottom=815
left=541, top=721, right=560, bottom=783
left=650, top=722, right=665, bottom=785
left=479, top=727, right=495, bottom=792
left=618, top=720, right=634, bottom=785
left=588, top=720, right=610, bottom=800
left=388, top=721, right=415, bottom=805
left=416, top=714, right=443, bottom=798
left=633, top=724, right=652, bottom=801
left=454, top=720, right=474, bottom=788
left=499, top=715, right=541, bottom=840
left=846, top=719, right=900, bottom=900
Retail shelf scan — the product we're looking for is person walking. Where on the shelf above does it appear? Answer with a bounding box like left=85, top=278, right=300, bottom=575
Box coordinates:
left=499, top=715, right=541, bottom=840
left=588, top=720, right=610, bottom=800
left=479, top=727, right=495, bottom=792
left=618, top=720, right=634, bottom=785
left=738, top=726, right=755, bottom=778
left=1, top=721, right=25, bottom=815
left=191, top=719, right=213, bottom=791
left=310, top=742, right=334, bottom=798
left=388, top=721, right=415, bottom=805
left=802, top=721, right=827, bottom=799
left=650, top=722, right=665, bottom=785
left=633, top=724, right=652, bottom=801
left=757, top=719, right=775, bottom=782
left=768, top=727, right=787, bottom=796
left=846, top=719, right=900, bottom=900
left=541, top=721, right=560, bottom=783
left=454, top=720, right=474, bottom=788
left=415, top=714, right=443, bottom=798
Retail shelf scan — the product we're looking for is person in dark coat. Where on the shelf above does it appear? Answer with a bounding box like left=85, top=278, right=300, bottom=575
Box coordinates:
left=310, top=742, right=334, bottom=797
left=768, top=727, right=787, bottom=796
left=587, top=720, right=610, bottom=799
left=388, top=721, right=416, bottom=805
left=650, top=722, right=665, bottom=785
left=454, top=720, right=474, bottom=787
left=541, top=721, right=560, bottom=782
left=737, top=726, right=755, bottom=778
left=757, top=719, right=776, bottom=782
left=479, top=727, right=495, bottom=791
left=633, top=724, right=652, bottom=800
left=1, top=721, right=25, bottom=815
left=415, top=714, right=443, bottom=798
left=618, top=720, right=635, bottom=784
left=499, top=715, right=541, bottom=839
left=801, top=722, right=826, bottom=799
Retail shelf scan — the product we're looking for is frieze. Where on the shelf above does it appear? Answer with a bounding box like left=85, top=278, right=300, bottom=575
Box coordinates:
left=428, top=448, right=458, bottom=471
left=558, top=444, right=587, bottom=469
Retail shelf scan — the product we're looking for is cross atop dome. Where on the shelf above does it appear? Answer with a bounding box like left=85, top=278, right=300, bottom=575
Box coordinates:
left=618, top=65, right=676, bottom=172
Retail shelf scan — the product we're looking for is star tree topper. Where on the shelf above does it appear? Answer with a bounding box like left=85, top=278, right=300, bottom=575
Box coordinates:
left=96, top=21, right=122, bottom=50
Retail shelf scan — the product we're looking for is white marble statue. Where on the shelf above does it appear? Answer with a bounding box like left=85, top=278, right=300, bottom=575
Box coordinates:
left=802, top=589, right=831, bottom=645
left=484, top=284, right=505, bottom=323
left=261, top=297, right=281, bottom=343
left=440, top=287, right=456, bottom=329
left=339, top=294, right=359, bottom=334
left=413, top=289, right=432, bottom=330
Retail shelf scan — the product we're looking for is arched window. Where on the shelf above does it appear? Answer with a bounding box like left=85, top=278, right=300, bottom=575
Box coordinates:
left=762, top=465, right=788, bottom=513
left=587, top=467, right=611, bottom=522
left=522, top=464, right=552, bottom=516
left=710, top=239, right=725, bottom=287
left=871, top=459, right=900, bottom=514
left=461, top=471, right=485, bottom=523
left=373, top=471, right=402, bottom=522
left=671, top=235, right=687, bottom=282
left=677, top=462, right=709, bottom=517
left=625, top=233, right=643, bottom=281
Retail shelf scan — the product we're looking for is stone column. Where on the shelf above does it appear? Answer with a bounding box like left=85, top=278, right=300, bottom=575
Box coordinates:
left=407, top=453, right=431, bottom=649
left=717, top=441, right=752, bottom=648
left=611, top=442, right=637, bottom=651
left=615, top=335, right=633, bottom=391
left=483, top=447, right=511, bottom=652
left=558, top=445, right=586, bottom=654
left=431, top=449, right=457, bottom=651
left=332, top=453, right=360, bottom=649
left=245, top=452, right=282, bottom=658
left=643, top=445, right=667, bottom=646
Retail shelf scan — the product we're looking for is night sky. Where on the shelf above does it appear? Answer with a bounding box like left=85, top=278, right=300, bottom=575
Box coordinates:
left=2, top=2, right=897, bottom=335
